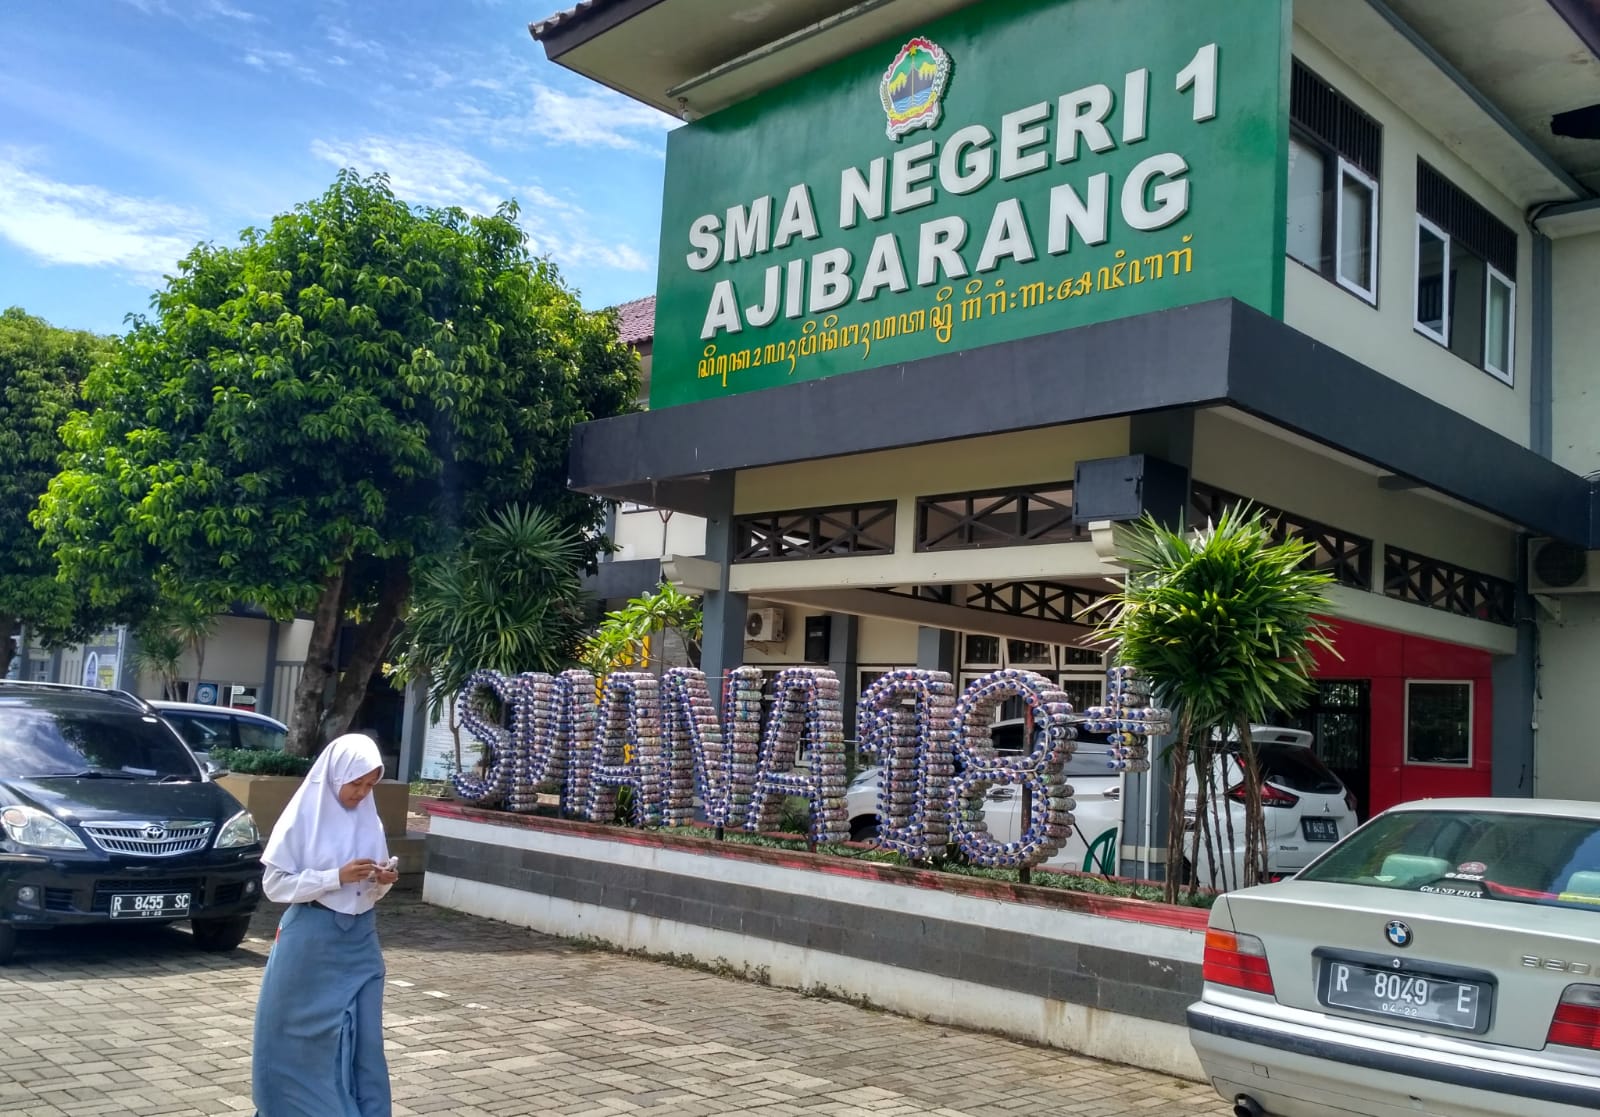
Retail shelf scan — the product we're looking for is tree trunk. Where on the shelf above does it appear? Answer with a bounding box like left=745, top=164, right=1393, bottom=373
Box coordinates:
left=286, top=569, right=348, bottom=758
left=1238, top=720, right=1267, bottom=888
left=1163, top=713, right=1193, bottom=905
left=0, top=615, right=18, bottom=681
left=324, top=559, right=412, bottom=744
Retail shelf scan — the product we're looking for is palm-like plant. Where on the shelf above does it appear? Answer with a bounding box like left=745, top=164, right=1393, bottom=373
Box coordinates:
left=129, top=588, right=221, bottom=700
left=579, top=582, right=704, bottom=676
left=389, top=504, right=592, bottom=769
left=1090, top=504, right=1337, bottom=901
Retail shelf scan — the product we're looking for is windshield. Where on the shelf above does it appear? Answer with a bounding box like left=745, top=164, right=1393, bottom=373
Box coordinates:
left=1299, top=809, right=1600, bottom=912
left=0, top=708, right=202, bottom=780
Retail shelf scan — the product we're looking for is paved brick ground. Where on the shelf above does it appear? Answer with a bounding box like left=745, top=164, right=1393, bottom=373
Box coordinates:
left=0, top=895, right=1228, bottom=1116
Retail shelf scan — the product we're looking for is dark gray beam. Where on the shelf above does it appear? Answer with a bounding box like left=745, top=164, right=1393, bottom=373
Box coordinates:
left=569, top=300, right=1236, bottom=496
left=1222, top=300, right=1591, bottom=544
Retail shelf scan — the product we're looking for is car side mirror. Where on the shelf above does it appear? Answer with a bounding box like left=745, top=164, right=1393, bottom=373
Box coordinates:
left=204, top=760, right=228, bottom=779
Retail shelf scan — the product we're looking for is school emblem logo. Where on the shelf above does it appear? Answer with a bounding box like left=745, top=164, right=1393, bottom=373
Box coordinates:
left=880, top=37, right=952, bottom=141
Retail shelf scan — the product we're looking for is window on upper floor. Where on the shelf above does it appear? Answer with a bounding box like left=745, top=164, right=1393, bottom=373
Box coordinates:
left=1413, top=161, right=1517, bottom=385
left=1287, top=60, right=1382, bottom=304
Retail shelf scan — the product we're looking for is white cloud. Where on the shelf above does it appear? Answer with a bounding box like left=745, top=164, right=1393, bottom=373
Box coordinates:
left=310, top=136, right=511, bottom=213
left=241, top=48, right=318, bottom=81
left=325, top=24, right=385, bottom=59
left=524, top=85, right=676, bottom=152
left=309, top=134, right=653, bottom=274
left=204, top=0, right=258, bottom=20
left=0, top=153, right=207, bottom=282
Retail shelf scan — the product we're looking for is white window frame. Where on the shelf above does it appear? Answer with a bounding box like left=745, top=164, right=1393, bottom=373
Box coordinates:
left=1413, top=215, right=1451, bottom=346
left=1334, top=158, right=1379, bottom=304
left=1483, top=265, right=1516, bottom=386
left=1403, top=679, right=1473, bottom=768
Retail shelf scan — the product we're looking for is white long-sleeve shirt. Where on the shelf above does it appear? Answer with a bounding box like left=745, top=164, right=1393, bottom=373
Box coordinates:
left=262, top=865, right=394, bottom=909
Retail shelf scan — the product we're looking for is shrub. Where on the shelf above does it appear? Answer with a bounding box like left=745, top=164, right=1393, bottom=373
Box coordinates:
left=210, top=748, right=314, bottom=778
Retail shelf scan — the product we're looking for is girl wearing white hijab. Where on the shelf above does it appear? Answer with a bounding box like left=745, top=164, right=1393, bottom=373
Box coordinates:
left=252, top=733, right=397, bottom=1117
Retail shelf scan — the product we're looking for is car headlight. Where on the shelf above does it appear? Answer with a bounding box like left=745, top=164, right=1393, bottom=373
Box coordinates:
left=1, top=806, right=86, bottom=850
left=215, top=810, right=261, bottom=849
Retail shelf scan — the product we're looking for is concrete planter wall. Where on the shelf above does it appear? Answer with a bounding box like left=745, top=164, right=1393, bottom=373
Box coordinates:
left=218, top=774, right=411, bottom=841
left=422, top=801, right=1209, bottom=1080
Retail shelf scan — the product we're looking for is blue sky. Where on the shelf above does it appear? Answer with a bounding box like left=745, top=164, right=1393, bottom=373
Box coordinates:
left=1, top=0, right=676, bottom=335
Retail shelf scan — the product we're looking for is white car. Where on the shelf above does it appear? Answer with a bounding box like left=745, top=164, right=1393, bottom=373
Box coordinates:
left=150, top=700, right=287, bottom=767
left=1189, top=798, right=1600, bottom=1116
left=1183, top=728, right=1358, bottom=891
left=846, top=718, right=1125, bottom=873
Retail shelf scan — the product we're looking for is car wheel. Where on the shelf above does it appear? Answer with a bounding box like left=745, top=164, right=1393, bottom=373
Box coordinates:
left=0, top=924, right=17, bottom=965
left=190, top=915, right=252, bottom=953
left=849, top=817, right=880, bottom=843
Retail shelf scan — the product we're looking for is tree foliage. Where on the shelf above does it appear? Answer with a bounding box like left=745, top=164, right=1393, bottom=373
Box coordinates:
left=391, top=503, right=592, bottom=720
left=36, top=171, right=638, bottom=754
left=579, top=582, right=704, bottom=676
left=1090, top=504, right=1336, bottom=900
left=0, top=308, right=112, bottom=677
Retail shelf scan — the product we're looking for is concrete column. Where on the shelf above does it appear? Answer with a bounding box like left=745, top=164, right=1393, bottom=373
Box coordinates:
left=397, top=678, right=428, bottom=784
left=828, top=612, right=860, bottom=748
left=258, top=619, right=280, bottom=717
left=698, top=472, right=747, bottom=712
left=1118, top=411, right=1196, bottom=882
left=1492, top=539, right=1537, bottom=797
left=915, top=627, right=956, bottom=675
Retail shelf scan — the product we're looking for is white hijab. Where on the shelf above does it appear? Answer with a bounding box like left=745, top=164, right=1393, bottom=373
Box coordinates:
left=263, top=733, right=390, bottom=915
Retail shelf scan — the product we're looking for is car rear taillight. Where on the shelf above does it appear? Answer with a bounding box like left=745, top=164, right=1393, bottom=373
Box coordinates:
left=1225, top=783, right=1301, bottom=808
left=1202, top=929, right=1275, bottom=996
left=1344, top=790, right=1359, bottom=815
left=1548, top=985, right=1600, bottom=1049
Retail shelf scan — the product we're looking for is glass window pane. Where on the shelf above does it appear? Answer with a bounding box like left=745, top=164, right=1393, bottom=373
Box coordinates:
left=963, top=634, right=1000, bottom=666
left=1058, top=679, right=1103, bottom=713
left=1287, top=138, right=1328, bottom=271
left=1406, top=682, right=1471, bottom=765
left=237, top=720, right=286, bottom=752
left=1486, top=275, right=1513, bottom=375
left=1061, top=646, right=1103, bottom=667
left=1006, top=639, right=1054, bottom=667
left=1416, top=224, right=1447, bottom=336
left=1337, top=169, right=1375, bottom=294
left=1448, top=244, right=1487, bottom=367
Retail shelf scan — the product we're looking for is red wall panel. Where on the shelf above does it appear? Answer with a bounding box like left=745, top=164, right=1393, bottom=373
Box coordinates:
left=1312, top=618, right=1493, bottom=816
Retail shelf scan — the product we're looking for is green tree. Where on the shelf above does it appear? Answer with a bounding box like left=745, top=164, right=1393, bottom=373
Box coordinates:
left=0, top=308, right=112, bottom=678
left=36, top=172, right=637, bottom=755
left=579, top=582, right=704, bottom=676
left=389, top=503, right=591, bottom=769
left=1090, top=504, right=1336, bottom=901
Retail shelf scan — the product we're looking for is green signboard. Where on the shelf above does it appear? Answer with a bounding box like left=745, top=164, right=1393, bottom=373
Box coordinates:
left=652, top=0, right=1289, bottom=409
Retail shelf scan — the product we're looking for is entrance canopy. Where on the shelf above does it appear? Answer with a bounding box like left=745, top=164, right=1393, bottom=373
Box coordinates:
left=569, top=298, right=1594, bottom=546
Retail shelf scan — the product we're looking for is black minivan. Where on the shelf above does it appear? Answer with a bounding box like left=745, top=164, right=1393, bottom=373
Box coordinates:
left=0, top=682, right=264, bottom=963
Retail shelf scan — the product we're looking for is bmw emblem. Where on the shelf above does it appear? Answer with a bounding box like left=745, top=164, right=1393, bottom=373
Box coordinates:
left=1384, top=920, right=1412, bottom=948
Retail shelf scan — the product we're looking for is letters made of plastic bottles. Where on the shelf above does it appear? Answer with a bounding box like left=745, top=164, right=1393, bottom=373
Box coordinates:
left=452, top=664, right=1170, bottom=870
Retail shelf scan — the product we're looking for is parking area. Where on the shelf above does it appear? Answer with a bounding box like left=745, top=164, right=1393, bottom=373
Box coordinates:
left=0, top=894, right=1227, bottom=1116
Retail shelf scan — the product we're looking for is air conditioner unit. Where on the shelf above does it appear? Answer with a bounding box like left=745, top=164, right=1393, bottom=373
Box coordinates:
left=1528, top=538, right=1600, bottom=594
left=745, top=607, right=786, bottom=644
